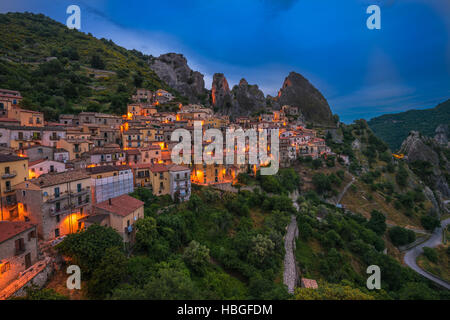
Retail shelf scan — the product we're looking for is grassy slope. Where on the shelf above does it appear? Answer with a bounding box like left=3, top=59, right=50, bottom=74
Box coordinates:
left=0, top=12, right=181, bottom=119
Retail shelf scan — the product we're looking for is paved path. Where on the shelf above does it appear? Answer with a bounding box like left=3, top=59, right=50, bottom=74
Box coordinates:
left=283, top=191, right=300, bottom=294
left=403, top=218, right=450, bottom=290
left=335, top=175, right=355, bottom=205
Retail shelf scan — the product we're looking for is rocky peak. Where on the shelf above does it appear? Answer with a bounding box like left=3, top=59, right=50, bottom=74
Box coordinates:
left=239, top=78, right=248, bottom=86
left=272, top=71, right=334, bottom=126
left=211, top=73, right=232, bottom=109
left=211, top=74, right=267, bottom=118
left=434, top=124, right=449, bottom=146
left=148, top=53, right=207, bottom=104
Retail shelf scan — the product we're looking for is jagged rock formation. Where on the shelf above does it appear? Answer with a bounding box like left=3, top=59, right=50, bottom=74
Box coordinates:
left=272, top=72, right=334, bottom=126
left=211, top=73, right=233, bottom=112
left=211, top=74, right=267, bottom=118
left=231, top=78, right=266, bottom=115
left=148, top=53, right=207, bottom=104
left=434, top=124, right=449, bottom=146
left=400, top=131, right=450, bottom=198
left=211, top=71, right=335, bottom=124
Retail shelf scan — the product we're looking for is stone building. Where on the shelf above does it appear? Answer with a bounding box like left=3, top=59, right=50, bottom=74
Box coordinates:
left=14, top=170, right=92, bottom=240
left=0, top=221, right=38, bottom=292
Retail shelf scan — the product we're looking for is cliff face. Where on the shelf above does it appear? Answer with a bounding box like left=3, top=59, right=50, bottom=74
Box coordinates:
left=149, top=53, right=207, bottom=104
left=211, top=75, right=267, bottom=118
left=211, top=71, right=334, bottom=124
left=400, top=130, right=450, bottom=199
left=211, top=73, right=234, bottom=112
left=272, top=72, right=334, bottom=126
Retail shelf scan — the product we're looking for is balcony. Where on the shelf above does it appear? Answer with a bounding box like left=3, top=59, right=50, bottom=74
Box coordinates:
left=46, top=191, right=69, bottom=203
left=49, top=136, right=60, bottom=141
left=73, top=148, right=81, bottom=153
left=2, top=171, right=17, bottom=179
left=71, top=187, right=90, bottom=197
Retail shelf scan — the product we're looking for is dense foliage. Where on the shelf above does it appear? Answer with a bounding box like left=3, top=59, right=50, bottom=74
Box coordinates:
left=368, top=99, right=450, bottom=151
left=0, top=12, right=183, bottom=119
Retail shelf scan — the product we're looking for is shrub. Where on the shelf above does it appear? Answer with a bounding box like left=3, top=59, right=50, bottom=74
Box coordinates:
left=421, top=215, right=440, bottom=232
left=423, top=247, right=438, bottom=263
left=388, top=226, right=416, bottom=246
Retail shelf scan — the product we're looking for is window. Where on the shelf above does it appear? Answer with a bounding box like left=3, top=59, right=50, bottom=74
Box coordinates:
left=54, top=187, right=60, bottom=198
left=28, top=230, right=36, bottom=241
left=77, top=183, right=82, bottom=192
left=78, top=196, right=82, bottom=205
left=5, top=166, right=10, bottom=174
left=55, top=202, right=60, bottom=213
left=15, top=238, right=25, bottom=253
left=55, top=229, right=60, bottom=237
left=5, top=181, right=11, bottom=191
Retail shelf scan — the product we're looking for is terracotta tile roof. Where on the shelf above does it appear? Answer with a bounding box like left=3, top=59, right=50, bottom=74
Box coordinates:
left=28, top=169, right=90, bottom=187
left=130, top=163, right=153, bottom=169
left=94, top=194, right=144, bottom=217
left=301, top=278, right=318, bottom=289
left=125, top=149, right=140, bottom=155
left=86, top=165, right=130, bottom=174
left=168, top=164, right=190, bottom=172
left=0, top=154, right=28, bottom=163
left=0, top=118, right=20, bottom=122
left=149, top=164, right=169, bottom=173
left=28, top=159, right=45, bottom=167
left=0, top=221, right=36, bottom=243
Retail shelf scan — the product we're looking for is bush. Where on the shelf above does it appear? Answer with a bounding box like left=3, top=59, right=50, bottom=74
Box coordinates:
left=367, top=210, right=387, bottom=235
left=388, top=226, right=416, bottom=246
left=183, top=240, right=210, bottom=275
left=423, top=247, right=438, bottom=263
left=421, top=215, right=440, bottom=232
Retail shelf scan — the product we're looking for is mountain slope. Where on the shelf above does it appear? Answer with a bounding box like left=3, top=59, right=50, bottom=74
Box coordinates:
left=0, top=12, right=179, bottom=119
left=368, top=99, right=450, bottom=151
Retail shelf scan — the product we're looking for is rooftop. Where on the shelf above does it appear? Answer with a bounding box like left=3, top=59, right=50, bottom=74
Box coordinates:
left=28, top=169, right=90, bottom=187
left=0, top=221, right=35, bottom=244
left=0, top=154, right=28, bottom=163
left=94, top=194, right=144, bottom=217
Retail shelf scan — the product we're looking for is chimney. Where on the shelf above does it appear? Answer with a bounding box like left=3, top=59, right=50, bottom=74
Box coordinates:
left=108, top=198, right=112, bottom=205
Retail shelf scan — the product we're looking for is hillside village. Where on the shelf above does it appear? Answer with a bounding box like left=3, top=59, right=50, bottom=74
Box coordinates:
left=0, top=12, right=448, bottom=302
left=0, top=86, right=337, bottom=298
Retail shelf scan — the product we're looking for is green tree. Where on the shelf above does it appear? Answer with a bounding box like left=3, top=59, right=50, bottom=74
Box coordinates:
left=247, top=234, right=275, bottom=267
left=88, top=247, right=127, bottom=299
left=367, top=210, right=387, bottom=236
left=423, top=247, right=438, bottom=263
left=294, top=282, right=374, bottom=300
left=56, top=224, right=122, bottom=273
left=421, top=215, right=440, bottom=231
left=183, top=240, right=210, bottom=274
left=134, top=216, right=158, bottom=251
left=90, top=54, right=105, bottom=69
left=388, top=226, right=416, bottom=246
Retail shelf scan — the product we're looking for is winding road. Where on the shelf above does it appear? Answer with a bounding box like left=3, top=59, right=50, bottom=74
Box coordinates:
left=403, top=218, right=450, bottom=290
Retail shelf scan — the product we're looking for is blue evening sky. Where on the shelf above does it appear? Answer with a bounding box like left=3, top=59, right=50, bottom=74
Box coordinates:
left=1, top=0, right=449, bottom=123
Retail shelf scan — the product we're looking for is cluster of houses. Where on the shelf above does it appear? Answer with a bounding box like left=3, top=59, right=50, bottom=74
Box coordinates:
left=0, top=87, right=331, bottom=296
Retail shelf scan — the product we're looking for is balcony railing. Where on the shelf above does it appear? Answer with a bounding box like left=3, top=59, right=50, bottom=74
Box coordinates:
left=50, top=136, right=60, bottom=141
left=2, top=171, right=17, bottom=179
